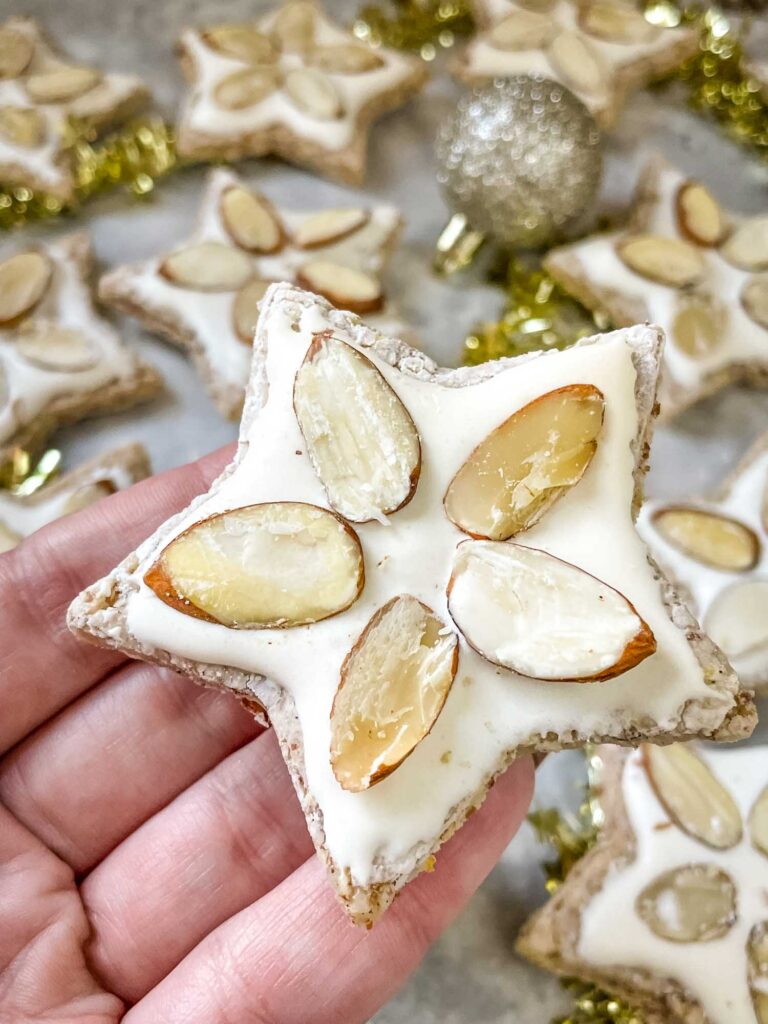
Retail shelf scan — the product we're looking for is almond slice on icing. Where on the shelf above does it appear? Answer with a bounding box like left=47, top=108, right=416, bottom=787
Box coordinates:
left=578, top=1, right=660, bottom=43
left=284, top=68, right=343, bottom=120
left=62, top=479, right=116, bottom=515
left=0, top=520, right=21, bottom=554
left=202, top=24, right=278, bottom=63
left=293, top=334, right=421, bottom=523
left=25, top=65, right=101, bottom=103
left=750, top=787, right=768, bottom=859
left=0, top=251, right=52, bottom=324
left=220, top=186, right=284, bottom=254
left=15, top=321, right=99, bottom=372
left=444, top=384, right=604, bottom=541
left=720, top=215, right=768, bottom=271
left=144, top=502, right=364, bottom=629
left=306, top=44, right=385, bottom=74
left=159, top=242, right=253, bottom=292
left=447, top=542, right=656, bottom=681
left=616, top=234, right=707, bottom=287
left=742, top=275, right=768, bottom=330
left=643, top=744, right=743, bottom=850
left=652, top=506, right=759, bottom=571
left=748, top=923, right=768, bottom=1024
left=636, top=864, right=737, bottom=942
left=671, top=299, right=723, bottom=357
left=676, top=181, right=726, bottom=247
left=293, top=208, right=370, bottom=249
left=0, top=27, right=34, bottom=79
left=233, top=278, right=271, bottom=344
left=547, top=31, right=608, bottom=97
left=330, top=596, right=458, bottom=792
left=704, top=579, right=768, bottom=665
left=487, top=10, right=554, bottom=51
left=213, top=66, right=281, bottom=110
left=296, top=261, right=383, bottom=313
left=0, top=106, right=46, bottom=148
left=270, top=1, right=316, bottom=52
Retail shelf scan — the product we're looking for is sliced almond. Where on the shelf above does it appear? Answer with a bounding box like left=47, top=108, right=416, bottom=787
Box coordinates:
left=330, top=596, right=458, bottom=792
left=720, top=215, right=768, bottom=271
left=547, top=31, right=608, bottom=97
left=270, top=1, right=316, bottom=52
left=0, top=251, right=52, bottom=325
left=0, top=521, right=21, bottom=554
left=233, top=278, right=271, bottom=344
left=15, top=321, right=99, bottom=372
left=676, top=181, right=725, bottom=247
left=144, top=502, right=364, bottom=628
left=671, top=300, right=723, bottom=357
left=652, top=506, right=759, bottom=571
left=642, top=744, right=743, bottom=850
left=0, top=106, right=46, bottom=148
left=0, top=27, right=34, bottom=79
left=213, top=66, right=281, bottom=110
left=447, top=541, right=656, bottom=681
left=293, top=334, right=421, bottom=522
left=296, top=260, right=382, bottom=314
left=220, top=186, right=284, bottom=254
left=25, top=65, right=101, bottom=103
left=742, top=274, right=768, bottom=331
left=487, top=10, right=554, bottom=51
left=636, top=864, right=736, bottom=942
left=704, top=580, right=768, bottom=666
left=159, top=242, right=253, bottom=292
left=748, top=923, right=768, bottom=1024
left=306, top=43, right=384, bottom=74
left=578, top=2, right=660, bottom=43
left=294, top=208, right=370, bottom=249
left=616, top=234, right=706, bottom=287
left=202, top=24, right=278, bottom=64
left=284, top=68, right=343, bottom=120
left=750, top=787, right=768, bottom=859
left=62, top=479, right=116, bottom=515
left=444, top=384, right=604, bottom=541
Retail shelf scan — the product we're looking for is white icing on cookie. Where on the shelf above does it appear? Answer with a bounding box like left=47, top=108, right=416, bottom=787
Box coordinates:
left=580, top=745, right=767, bottom=1024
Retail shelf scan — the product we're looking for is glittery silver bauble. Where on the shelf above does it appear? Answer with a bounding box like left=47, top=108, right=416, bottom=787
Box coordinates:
left=436, top=76, right=603, bottom=250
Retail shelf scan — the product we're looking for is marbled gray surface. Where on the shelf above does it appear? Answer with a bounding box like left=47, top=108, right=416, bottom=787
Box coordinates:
left=5, top=0, right=767, bottom=1020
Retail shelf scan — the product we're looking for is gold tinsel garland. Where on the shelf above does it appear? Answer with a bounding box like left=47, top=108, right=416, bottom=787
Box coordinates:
left=352, top=0, right=474, bottom=59
left=0, top=447, right=61, bottom=493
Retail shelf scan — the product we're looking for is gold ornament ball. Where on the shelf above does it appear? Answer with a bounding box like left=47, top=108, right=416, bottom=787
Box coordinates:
left=436, top=76, right=603, bottom=250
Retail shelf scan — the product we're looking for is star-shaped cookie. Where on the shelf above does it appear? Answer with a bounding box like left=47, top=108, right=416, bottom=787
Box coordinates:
left=0, top=442, right=149, bottom=553
left=455, top=0, right=697, bottom=127
left=68, top=283, right=754, bottom=928
left=100, top=167, right=411, bottom=420
left=518, top=742, right=768, bottom=1024
left=174, top=0, right=428, bottom=184
left=0, top=231, right=163, bottom=465
left=639, top=432, right=768, bottom=696
left=545, top=156, right=768, bottom=418
left=0, top=17, right=149, bottom=201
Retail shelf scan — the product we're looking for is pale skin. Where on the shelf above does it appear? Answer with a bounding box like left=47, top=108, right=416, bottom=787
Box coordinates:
left=0, top=445, right=534, bottom=1024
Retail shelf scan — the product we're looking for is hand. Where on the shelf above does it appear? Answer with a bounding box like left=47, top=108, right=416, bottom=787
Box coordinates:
left=0, top=446, right=533, bottom=1024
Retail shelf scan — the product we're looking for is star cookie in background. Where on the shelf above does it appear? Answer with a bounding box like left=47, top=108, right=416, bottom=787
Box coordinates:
left=0, top=231, right=162, bottom=465
left=0, top=17, right=148, bottom=201
left=99, top=167, right=410, bottom=419
left=639, top=433, right=768, bottom=696
left=454, top=0, right=697, bottom=128
left=518, top=743, right=768, bottom=1024
left=174, top=1, right=428, bottom=184
left=0, top=442, right=149, bottom=553
left=545, top=156, right=768, bottom=419
left=69, top=283, right=754, bottom=928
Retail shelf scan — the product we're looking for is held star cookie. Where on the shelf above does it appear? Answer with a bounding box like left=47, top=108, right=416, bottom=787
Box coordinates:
left=68, top=283, right=755, bottom=928
left=99, top=167, right=410, bottom=420
left=0, top=17, right=148, bottom=200
left=545, top=156, right=768, bottom=418
left=0, top=442, right=149, bottom=553
left=518, top=743, right=768, bottom=1024
left=454, top=0, right=697, bottom=128
left=639, top=432, right=768, bottom=696
left=0, top=231, right=162, bottom=464
left=174, top=1, right=428, bottom=184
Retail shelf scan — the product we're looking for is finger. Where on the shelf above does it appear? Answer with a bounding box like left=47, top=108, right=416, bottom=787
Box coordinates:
left=124, top=757, right=534, bottom=1024
left=0, top=662, right=260, bottom=873
left=82, top=729, right=313, bottom=1002
left=0, top=443, right=233, bottom=754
